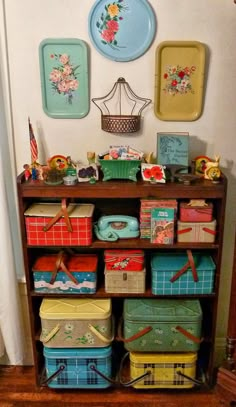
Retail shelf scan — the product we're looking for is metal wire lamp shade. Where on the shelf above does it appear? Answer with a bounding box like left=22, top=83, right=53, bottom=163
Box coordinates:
left=92, top=78, right=151, bottom=133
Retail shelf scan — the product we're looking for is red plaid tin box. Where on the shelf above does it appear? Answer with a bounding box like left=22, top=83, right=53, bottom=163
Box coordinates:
left=179, top=200, right=213, bottom=222
left=104, top=250, right=144, bottom=271
left=24, top=200, right=94, bottom=246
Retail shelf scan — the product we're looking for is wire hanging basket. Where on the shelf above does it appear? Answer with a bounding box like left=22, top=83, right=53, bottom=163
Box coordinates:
left=92, top=77, right=151, bottom=133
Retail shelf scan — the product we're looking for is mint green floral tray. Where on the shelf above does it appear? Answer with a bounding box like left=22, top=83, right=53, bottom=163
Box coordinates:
left=39, top=38, right=89, bottom=119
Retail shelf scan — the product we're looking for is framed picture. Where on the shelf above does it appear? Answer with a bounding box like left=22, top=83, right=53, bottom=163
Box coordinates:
left=141, top=163, right=166, bottom=183
left=39, top=38, right=89, bottom=119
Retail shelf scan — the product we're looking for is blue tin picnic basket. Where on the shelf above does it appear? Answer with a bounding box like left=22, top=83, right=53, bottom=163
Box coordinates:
left=43, top=346, right=113, bottom=389
left=151, top=251, right=216, bottom=295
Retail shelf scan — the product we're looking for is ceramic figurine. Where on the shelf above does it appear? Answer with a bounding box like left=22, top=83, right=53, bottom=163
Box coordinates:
left=204, top=155, right=221, bottom=182
left=87, top=151, right=96, bottom=164
left=23, top=164, right=31, bottom=181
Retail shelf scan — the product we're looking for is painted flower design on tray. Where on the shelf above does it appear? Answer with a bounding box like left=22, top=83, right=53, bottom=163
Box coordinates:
left=163, top=65, right=196, bottom=95
left=96, top=1, right=128, bottom=50
left=49, top=53, right=79, bottom=104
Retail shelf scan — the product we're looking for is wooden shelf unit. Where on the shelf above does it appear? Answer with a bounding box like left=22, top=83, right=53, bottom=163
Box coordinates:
left=17, top=172, right=227, bottom=397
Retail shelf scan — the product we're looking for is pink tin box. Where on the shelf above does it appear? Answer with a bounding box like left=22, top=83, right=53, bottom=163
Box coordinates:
left=24, top=200, right=94, bottom=246
left=104, top=250, right=144, bottom=271
left=177, top=220, right=216, bottom=243
left=179, top=200, right=213, bottom=222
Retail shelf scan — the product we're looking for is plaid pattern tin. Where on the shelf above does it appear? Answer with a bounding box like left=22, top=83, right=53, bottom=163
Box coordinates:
left=151, top=252, right=216, bottom=295
left=44, top=346, right=112, bottom=389
left=129, top=352, right=197, bottom=389
left=24, top=203, right=94, bottom=246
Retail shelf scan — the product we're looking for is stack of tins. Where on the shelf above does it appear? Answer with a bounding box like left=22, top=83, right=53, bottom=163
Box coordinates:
left=177, top=200, right=216, bottom=243
left=119, top=299, right=202, bottom=389
left=40, top=298, right=114, bottom=388
left=104, top=250, right=145, bottom=293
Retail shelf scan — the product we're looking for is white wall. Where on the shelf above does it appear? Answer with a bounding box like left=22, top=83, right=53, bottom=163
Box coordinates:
left=2, top=0, right=236, bottom=341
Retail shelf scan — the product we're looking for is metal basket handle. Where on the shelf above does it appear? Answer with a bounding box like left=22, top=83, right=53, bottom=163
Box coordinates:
left=89, top=364, right=117, bottom=385
left=41, top=364, right=65, bottom=386
left=119, top=352, right=151, bottom=387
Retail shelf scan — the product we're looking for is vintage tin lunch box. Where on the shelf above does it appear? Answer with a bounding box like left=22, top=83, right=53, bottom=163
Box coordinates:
left=24, top=200, right=94, bottom=246
left=122, top=299, right=202, bottom=352
left=151, top=251, right=216, bottom=295
left=104, top=267, right=146, bottom=294
left=43, top=346, right=112, bottom=389
left=177, top=219, right=216, bottom=243
left=104, top=250, right=144, bottom=271
left=32, top=252, right=98, bottom=294
left=179, top=200, right=213, bottom=222
left=126, top=352, right=198, bottom=389
left=40, top=298, right=113, bottom=348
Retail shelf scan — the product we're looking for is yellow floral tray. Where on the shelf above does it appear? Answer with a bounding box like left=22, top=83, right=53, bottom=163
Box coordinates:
left=154, top=41, right=206, bottom=121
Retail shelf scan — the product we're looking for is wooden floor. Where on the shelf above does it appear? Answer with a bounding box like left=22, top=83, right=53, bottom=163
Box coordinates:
left=0, top=365, right=231, bottom=407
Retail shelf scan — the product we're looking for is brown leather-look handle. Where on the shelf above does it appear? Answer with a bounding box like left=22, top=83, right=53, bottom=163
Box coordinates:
left=43, top=198, right=72, bottom=232
left=116, top=318, right=152, bottom=343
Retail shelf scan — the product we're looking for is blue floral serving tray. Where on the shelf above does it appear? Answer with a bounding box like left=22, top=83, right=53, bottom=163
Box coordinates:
left=88, top=0, right=156, bottom=62
left=39, top=38, right=89, bottom=119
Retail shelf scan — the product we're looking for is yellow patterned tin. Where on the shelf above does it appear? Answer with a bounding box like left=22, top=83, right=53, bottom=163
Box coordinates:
left=129, top=352, right=197, bottom=389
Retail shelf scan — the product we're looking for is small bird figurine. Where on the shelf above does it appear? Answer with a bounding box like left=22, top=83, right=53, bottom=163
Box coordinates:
left=204, top=155, right=221, bottom=182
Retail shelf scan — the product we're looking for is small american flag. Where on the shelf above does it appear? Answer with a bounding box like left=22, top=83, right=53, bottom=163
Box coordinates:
left=28, top=117, right=38, bottom=163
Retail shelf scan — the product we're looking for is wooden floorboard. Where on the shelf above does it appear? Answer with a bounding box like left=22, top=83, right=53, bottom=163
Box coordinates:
left=0, top=366, right=229, bottom=407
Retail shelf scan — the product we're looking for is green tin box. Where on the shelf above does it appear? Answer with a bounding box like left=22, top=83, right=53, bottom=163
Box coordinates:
left=122, top=299, right=202, bottom=352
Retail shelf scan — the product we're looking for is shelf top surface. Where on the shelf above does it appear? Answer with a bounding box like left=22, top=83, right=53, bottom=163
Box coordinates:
left=17, top=172, right=227, bottom=199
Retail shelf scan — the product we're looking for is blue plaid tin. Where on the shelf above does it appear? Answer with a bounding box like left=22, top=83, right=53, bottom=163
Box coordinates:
left=151, top=252, right=215, bottom=295
left=43, top=346, right=112, bottom=389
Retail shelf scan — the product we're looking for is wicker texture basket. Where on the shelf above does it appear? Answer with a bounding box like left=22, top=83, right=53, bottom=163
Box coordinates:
left=101, top=115, right=140, bottom=133
left=92, top=78, right=151, bottom=134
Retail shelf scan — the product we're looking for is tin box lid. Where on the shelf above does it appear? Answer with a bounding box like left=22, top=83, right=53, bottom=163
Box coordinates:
left=40, top=298, right=111, bottom=320
left=130, top=351, right=197, bottom=364
left=104, top=250, right=144, bottom=257
left=124, top=299, right=202, bottom=322
left=44, top=345, right=112, bottom=359
left=33, top=254, right=98, bottom=273
left=24, top=203, right=94, bottom=218
left=151, top=252, right=215, bottom=272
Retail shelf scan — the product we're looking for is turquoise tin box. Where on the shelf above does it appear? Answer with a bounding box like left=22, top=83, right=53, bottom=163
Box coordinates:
left=43, top=346, right=112, bottom=389
left=32, top=252, right=98, bottom=294
left=151, top=251, right=215, bottom=295
left=122, top=299, right=202, bottom=352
